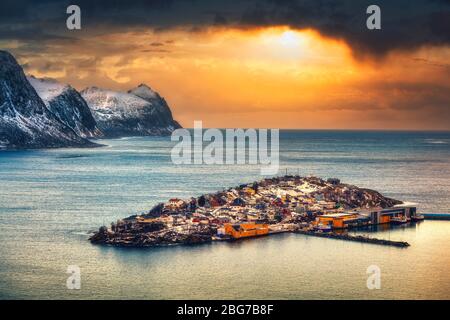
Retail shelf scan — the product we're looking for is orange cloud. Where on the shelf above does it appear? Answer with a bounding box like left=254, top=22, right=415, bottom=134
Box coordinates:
left=11, top=26, right=450, bottom=130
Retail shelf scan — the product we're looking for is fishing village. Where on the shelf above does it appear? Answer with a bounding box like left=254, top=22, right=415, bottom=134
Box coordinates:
left=90, top=176, right=424, bottom=248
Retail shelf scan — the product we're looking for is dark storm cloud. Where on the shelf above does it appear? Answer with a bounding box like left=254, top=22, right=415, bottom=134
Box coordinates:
left=0, top=0, right=449, bottom=57
left=239, top=0, right=450, bottom=57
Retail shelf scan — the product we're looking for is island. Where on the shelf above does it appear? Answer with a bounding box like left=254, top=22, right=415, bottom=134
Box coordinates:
left=90, top=176, right=420, bottom=248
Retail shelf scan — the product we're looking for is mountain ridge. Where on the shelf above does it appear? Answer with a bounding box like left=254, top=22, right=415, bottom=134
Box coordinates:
left=0, top=50, right=182, bottom=149
left=0, top=50, right=96, bottom=150
left=81, top=85, right=181, bottom=138
left=28, top=76, right=103, bottom=139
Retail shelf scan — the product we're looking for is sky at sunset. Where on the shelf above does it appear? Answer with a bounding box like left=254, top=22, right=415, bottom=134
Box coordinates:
left=1, top=0, right=449, bottom=130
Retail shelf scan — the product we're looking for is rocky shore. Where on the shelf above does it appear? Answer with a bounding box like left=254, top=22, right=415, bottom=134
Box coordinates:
left=90, top=224, right=213, bottom=247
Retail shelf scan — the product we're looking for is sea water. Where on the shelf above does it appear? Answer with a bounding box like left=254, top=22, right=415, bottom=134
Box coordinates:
left=0, top=130, right=449, bottom=299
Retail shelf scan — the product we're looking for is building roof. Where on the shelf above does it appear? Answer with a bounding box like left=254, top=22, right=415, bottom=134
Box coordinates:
left=321, top=213, right=356, bottom=218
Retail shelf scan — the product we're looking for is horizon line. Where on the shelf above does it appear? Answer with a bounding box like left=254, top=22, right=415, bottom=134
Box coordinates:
left=180, top=128, right=450, bottom=132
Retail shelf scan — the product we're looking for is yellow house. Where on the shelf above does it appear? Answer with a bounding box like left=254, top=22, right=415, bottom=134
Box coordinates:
left=223, top=222, right=269, bottom=239
left=243, top=187, right=256, bottom=196
left=136, top=216, right=157, bottom=224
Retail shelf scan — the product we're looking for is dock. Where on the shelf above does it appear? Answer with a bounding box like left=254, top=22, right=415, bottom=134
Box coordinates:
left=295, top=230, right=410, bottom=247
left=423, top=213, right=450, bottom=220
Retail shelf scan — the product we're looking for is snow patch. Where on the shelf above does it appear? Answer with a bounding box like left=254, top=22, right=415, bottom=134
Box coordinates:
left=128, top=84, right=159, bottom=100
left=81, top=87, right=150, bottom=114
left=296, top=181, right=322, bottom=194
left=27, top=76, right=68, bottom=104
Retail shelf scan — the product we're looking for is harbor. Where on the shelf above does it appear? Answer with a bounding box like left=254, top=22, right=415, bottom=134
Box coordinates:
left=90, top=175, right=425, bottom=248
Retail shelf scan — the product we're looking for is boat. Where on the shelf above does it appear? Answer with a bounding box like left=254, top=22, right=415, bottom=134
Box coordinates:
left=411, top=214, right=425, bottom=222
left=390, top=216, right=408, bottom=224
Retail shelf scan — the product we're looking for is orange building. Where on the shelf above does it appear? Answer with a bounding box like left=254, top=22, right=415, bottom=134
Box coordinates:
left=379, top=215, right=391, bottom=224
left=316, top=213, right=361, bottom=229
left=316, top=206, right=417, bottom=229
left=223, top=222, right=269, bottom=239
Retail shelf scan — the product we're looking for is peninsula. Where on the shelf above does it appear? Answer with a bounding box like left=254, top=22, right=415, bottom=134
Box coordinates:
left=90, top=176, right=419, bottom=247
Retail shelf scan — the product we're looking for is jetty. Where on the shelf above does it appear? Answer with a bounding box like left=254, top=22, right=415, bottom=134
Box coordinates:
left=423, top=213, right=450, bottom=220
left=295, top=230, right=410, bottom=247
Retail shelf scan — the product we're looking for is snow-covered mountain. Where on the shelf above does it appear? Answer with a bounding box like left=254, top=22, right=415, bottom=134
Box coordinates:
left=0, top=51, right=96, bottom=150
left=0, top=50, right=182, bottom=149
left=81, top=85, right=181, bottom=137
left=28, top=76, right=102, bottom=138
left=128, top=84, right=182, bottom=129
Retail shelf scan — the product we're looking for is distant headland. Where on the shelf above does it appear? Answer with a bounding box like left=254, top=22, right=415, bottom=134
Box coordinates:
left=0, top=50, right=180, bottom=150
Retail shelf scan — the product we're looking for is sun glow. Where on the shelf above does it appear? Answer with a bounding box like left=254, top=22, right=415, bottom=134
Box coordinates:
left=255, top=28, right=308, bottom=50
left=18, top=25, right=450, bottom=130
left=279, top=30, right=303, bottom=48
left=240, top=27, right=350, bottom=62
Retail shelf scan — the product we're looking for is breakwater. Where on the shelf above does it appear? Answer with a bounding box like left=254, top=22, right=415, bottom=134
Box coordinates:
left=295, top=230, right=410, bottom=247
left=423, top=213, right=450, bottom=220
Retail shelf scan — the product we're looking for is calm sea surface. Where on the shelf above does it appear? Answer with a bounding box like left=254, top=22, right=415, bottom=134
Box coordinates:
left=0, top=130, right=449, bottom=299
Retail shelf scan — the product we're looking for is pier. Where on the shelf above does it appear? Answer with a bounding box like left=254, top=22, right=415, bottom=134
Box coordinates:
left=423, top=213, right=450, bottom=220
left=295, top=230, right=410, bottom=247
